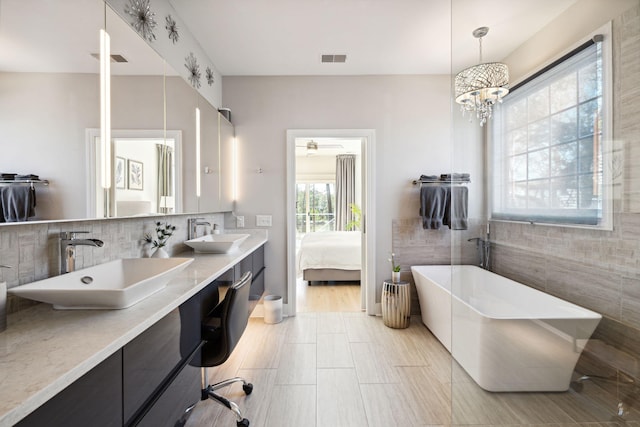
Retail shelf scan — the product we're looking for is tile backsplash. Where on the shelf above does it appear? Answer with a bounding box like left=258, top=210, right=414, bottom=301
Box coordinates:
left=392, top=217, right=483, bottom=314
left=0, top=212, right=225, bottom=314
left=489, top=3, right=640, bottom=399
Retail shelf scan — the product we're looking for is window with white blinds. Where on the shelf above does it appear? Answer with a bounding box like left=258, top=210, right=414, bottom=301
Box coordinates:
left=490, top=34, right=612, bottom=228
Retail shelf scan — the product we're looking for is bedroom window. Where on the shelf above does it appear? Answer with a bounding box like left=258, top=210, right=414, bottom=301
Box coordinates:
left=296, top=182, right=336, bottom=234
left=490, top=33, right=612, bottom=228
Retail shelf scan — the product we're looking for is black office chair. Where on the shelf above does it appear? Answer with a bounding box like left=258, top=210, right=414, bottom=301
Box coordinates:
left=199, top=271, right=253, bottom=427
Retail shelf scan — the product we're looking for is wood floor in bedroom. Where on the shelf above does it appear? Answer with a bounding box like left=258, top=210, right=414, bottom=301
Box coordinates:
left=295, top=277, right=361, bottom=312
left=185, top=311, right=636, bottom=427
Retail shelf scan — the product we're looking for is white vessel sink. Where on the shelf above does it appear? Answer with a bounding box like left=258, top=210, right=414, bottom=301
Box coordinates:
left=184, top=233, right=250, bottom=254
left=8, top=257, right=193, bottom=310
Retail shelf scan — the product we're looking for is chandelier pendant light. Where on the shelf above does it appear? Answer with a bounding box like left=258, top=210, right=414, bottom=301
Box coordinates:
left=455, top=27, right=509, bottom=126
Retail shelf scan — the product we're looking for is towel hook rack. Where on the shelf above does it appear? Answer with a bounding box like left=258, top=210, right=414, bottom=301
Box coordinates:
left=413, top=174, right=470, bottom=186
left=0, top=179, right=49, bottom=187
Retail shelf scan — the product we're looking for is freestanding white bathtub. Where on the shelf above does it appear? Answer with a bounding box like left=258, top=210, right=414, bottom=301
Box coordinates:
left=411, top=265, right=602, bottom=392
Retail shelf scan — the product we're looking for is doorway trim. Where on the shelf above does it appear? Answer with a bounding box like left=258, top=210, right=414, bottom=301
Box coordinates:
left=286, top=129, right=376, bottom=316
left=86, top=128, right=183, bottom=218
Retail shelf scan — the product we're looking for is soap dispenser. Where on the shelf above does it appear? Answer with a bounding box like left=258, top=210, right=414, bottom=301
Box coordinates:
left=1, top=265, right=10, bottom=333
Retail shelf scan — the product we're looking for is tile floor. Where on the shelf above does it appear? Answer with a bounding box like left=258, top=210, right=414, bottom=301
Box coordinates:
left=185, top=311, right=639, bottom=427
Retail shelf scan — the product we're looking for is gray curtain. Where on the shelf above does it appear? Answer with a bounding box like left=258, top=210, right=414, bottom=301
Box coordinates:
left=156, top=144, right=173, bottom=213
left=335, top=154, right=356, bottom=231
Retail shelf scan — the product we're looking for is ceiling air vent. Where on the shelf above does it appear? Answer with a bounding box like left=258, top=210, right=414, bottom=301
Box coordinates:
left=90, top=53, right=128, bottom=63
left=321, top=54, right=347, bottom=63
left=110, top=54, right=128, bottom=63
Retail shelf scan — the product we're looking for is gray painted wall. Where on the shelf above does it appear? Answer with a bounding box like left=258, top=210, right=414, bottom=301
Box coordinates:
left=222, top=75, right=457, bottom=304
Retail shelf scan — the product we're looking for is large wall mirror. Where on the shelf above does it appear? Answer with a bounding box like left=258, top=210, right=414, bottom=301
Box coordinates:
left=0, top=0, right=228, bottom=223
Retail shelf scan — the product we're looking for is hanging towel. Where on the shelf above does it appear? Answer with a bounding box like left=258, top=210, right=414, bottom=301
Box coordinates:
left=419, top=174, right=439, bottom=181
left=0, top=186, right=36, bottom=222
left=420, top=185, right=469, bottom=230
left=443, top=186, right=468, bottom=230
left=420, top=186, right=448, bottom=229
left=15, top=174, right=39, bottom=180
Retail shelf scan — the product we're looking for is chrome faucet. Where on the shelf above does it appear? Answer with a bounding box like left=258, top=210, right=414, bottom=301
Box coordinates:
left=468, top=237, right=491, bottom=270
left=60, top=231, right=104, bottom=274
left=187, top=218, right=211, bottom=240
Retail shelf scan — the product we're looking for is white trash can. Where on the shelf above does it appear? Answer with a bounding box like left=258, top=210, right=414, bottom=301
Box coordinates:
left=263, top=295, right=283, bottom=324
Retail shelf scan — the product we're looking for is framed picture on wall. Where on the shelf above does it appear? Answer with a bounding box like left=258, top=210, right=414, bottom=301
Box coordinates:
left=128, top=159, right=144, bottom=190
left=115, top=156, right=126, bottom=189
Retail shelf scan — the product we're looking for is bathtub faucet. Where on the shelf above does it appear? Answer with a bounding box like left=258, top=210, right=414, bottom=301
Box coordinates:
left=468, top=237, right=491, bottom=270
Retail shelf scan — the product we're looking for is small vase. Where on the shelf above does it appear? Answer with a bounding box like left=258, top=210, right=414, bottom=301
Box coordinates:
left=151, top=247, right=169, bottom=258
left=392, top=271, right=401, bottom=283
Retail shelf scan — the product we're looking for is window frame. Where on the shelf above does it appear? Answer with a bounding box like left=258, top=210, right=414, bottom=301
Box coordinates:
left=489, top=22, right=613, bottom=230
left=295, top=180, right=337, bottom=234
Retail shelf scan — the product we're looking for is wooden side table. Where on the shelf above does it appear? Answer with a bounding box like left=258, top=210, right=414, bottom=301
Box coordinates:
left=381, top=280, right=411, bottom=328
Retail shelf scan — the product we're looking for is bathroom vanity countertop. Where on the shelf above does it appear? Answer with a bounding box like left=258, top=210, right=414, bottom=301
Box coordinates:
left=0, top=231, right=268, bottom=427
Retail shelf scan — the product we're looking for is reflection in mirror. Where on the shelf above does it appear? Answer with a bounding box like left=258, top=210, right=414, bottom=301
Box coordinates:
left=87, top=129, right=182, bottom=217
left=113, top=133, right=181, bottom=216
left=97, top=4, right=181, bottom=218
left=199, top=93, right=221, bottom=213
left=166, top=73, right=201, bottom=214
left=104, top=3, right=224, bottom=218
left=0, top=0, right=226, bottom=223
left=219, top=115, right=235, bottom=211
left=0, top=0, right=103, bottom=221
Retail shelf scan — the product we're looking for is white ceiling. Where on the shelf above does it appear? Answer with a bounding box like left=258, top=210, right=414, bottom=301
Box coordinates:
left=169, top=0, right=578, bottom=76
left=0, top=0, right=579, bottom=77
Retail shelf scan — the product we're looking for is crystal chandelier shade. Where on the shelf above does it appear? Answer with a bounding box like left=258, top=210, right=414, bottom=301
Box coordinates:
left=454, top=27, right=509, bottom=126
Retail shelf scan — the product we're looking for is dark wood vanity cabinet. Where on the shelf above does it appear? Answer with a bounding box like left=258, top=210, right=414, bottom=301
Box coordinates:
left=17, top=296, right=206, bottom=427
left=222, top=243, right=266, bottom=309
left=123, top=304, right=202, bottom=426
left=16, top=351, right=123, bottom=427
left=126, top=244, right=265, bottom=425
left=135, top=362, right=201, bottom=427
left=16, top=244, right=266, bottom=427
left=123, top=309, right=185, bottom=423
left=251, top=244, right=266, bottom=300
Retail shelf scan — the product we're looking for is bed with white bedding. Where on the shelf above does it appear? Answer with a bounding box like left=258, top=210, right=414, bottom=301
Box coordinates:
left=297, top=231, right=361, bottom=283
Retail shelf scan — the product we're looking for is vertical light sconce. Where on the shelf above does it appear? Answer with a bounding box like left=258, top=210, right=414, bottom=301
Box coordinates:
left=100, top=28, right=111, bottom=189
left=195, top=107, right=201, bottom=197
left=232, top=137, right=238, bottom=201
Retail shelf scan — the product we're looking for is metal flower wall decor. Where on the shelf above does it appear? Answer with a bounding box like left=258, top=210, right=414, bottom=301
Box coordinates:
left=119, top=1, right=216, bottom=100
left=185, top=52, right=202, bottom=88
left=206, top=67, right=215, bottom=86
left=125, top=0, right=157, bottom=42
left=165, top=14, right=179, bottom=44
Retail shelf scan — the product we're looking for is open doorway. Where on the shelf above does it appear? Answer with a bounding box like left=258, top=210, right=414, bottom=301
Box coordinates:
left=286, top=129, right=376, bottom=316
left=295, top=138, right=362, bottom=311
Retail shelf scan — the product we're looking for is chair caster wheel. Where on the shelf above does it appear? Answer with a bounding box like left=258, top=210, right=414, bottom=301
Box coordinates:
left=243, top=383, right=253, bottom=395
left=237, top=418, right=250, bottom=427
